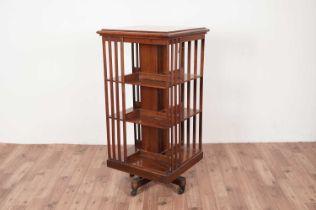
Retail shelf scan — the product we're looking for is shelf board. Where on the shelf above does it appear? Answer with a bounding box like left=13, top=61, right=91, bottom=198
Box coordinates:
left=126, top=150, right=170, bottom=174
left=106, top=70, right=201, bottom=89
left=107, top=145, right=203, bottom=182
left=109, top=106, right=200, bottom=129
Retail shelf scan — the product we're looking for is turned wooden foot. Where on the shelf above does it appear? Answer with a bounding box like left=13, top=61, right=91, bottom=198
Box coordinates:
left=172, top=176, right=186, bottom=194
left=130, top=176, right=151, bottom=196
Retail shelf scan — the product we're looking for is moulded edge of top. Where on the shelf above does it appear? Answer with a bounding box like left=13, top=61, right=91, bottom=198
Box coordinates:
left=96, top=26, right=209, bottom=39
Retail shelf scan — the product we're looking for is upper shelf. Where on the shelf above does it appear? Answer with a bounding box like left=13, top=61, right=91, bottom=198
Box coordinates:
left=106, top=70, right=201, bottom=89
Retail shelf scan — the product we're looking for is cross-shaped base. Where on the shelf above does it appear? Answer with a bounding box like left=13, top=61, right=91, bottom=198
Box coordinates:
left=130, top=174, right=186, bottom=196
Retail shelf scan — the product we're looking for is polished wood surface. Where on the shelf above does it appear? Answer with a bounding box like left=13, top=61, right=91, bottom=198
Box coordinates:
left=97, top=26, right=209, bottom=39
left=110, top=107, right=200, bottom=129
left=0, top=143, right=315, bottom=210
left=98, top=27, right=208, bottom=193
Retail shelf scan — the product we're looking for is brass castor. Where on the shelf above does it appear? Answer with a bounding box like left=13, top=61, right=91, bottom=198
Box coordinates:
left=177, top=185, right=185, bottom=194
left=131, top=189, right=137, bottom=196
left=172, top=176, right=186, bottom=195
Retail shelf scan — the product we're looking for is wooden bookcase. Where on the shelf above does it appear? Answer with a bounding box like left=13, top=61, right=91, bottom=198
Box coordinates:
left=97, top=26, right=209, bottom=195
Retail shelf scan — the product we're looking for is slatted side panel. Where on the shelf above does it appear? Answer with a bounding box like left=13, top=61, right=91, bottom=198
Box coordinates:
left=168, top=37, right=205, bottom=171
left=102, top=37, right=127, bottom=162
left=186, top=38, right=205, bottom=151
left=168, top=39, right=182, bottom=171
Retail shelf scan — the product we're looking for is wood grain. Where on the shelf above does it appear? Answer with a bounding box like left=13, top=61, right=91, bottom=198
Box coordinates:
left=99, top=29, right=207, bottom=187
left=0, top=143, right=315, bottom=210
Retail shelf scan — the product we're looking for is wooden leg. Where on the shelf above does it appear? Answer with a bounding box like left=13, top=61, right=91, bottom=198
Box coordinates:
left=130, top=176, right=151, bottom=196
left=172, top=176, right=186, bottom=194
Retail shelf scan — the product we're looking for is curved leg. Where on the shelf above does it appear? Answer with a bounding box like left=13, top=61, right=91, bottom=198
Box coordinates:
left=172, top=176, right=186, bottom=194
left=130, top=176, right=151, bottom=196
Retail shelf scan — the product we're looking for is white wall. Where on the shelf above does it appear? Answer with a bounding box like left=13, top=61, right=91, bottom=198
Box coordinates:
left=0, top=0, right=315, bottom=144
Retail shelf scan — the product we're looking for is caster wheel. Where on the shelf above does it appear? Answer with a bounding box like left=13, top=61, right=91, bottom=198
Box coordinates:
left=177, top=186, right=185, bottom=194
left=131, top=189, right=137, bottom=196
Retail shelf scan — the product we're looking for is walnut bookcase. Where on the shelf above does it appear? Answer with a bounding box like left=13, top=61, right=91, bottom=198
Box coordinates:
left=97, top=26, right=209, bottom=195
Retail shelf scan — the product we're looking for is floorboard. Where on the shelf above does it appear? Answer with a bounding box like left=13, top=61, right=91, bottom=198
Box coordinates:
left=0, top=143, right=315, bottom=210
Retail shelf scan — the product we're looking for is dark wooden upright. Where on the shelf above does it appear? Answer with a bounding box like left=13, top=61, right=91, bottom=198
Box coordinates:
left=97, top=26, right=209, bottom=195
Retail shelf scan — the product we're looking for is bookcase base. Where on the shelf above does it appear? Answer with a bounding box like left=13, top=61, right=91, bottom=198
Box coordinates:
left=130, top=175, right=186, bottom=196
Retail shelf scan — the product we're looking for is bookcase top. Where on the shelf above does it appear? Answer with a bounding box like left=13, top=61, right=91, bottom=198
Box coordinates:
left=97, top=26, right=209, bottom=38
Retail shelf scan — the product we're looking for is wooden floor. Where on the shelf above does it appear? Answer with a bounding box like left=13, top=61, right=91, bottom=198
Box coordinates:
left=0, top=143, right=315, bottom=210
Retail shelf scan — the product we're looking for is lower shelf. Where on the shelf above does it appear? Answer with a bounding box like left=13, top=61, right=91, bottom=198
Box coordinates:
left=107, top=145, right=203, bottom=183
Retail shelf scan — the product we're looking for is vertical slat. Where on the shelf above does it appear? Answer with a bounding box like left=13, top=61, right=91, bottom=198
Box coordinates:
left=179, top=41, right=184, bottom=163
left=120, top=39, right=127, bottom=160
left=102, top=37, right=112, bottom=159
left=180, top=41, right=185, bottom=146
left=108, top=40, right=116, bottom=159
left=199, top=39, right=205, bottom=150
left=170, top=42, right=174, bottom=171
left=136, top=43, right=141, bottom=145
left=165, top=45, right=170, bottom=153
left=186, top=41, right=191, bottom=146
left=131, top=43, right=135, bottom=102
left=192, top=40, right=198, bottom=148
left=114, top=42, right=121, bottom=161
left=177, top=40, right=181, bottom=161
left=136, top=43, right=139, bottom=68
left=174, top=41, right=179, bottom=167
left=131, top=43, right=137, bottom=148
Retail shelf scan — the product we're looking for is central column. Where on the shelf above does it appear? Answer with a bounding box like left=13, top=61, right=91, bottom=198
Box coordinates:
left=140, top=44, right=168, bottom=153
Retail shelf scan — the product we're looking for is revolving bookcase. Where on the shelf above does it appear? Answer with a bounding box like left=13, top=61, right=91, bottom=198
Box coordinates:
left=97, top=26, right=209, bottom=195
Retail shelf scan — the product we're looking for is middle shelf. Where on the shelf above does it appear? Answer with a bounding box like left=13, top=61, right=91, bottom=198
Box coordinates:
left=106, top=70, right=201, bottom=89
left=109, top=106, right=201, bottom=129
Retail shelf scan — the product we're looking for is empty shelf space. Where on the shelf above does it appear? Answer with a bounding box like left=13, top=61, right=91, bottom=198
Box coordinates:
left=125, top=72, right=169, bottom=89
left=106, top=70, right=201, bottom=89
left=109, top=106, right=200, bottom=129
left=163, top=144, right=201, bottom=165
left=126, top=146, right=202, bottom=173
left=126, top=150, right=170, bottom=174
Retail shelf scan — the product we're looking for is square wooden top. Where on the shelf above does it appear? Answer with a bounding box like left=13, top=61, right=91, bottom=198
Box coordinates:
left=97, top=26, right=209, bottom=38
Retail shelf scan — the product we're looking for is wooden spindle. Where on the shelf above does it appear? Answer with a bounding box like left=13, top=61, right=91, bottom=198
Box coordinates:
left=108, top=40, right=116, bottom=159
left=180, top=41, right=185, bottom=162
left=199, top=39, right=205, bottom=150
left=180, top=41, right=184, bottom=146
left=170, top=43, right=174, bottom=171
left=131, top=43, right=137, bottom=148
left=192, top=40, right=198, bottom=148
left=165, top=45, right=170, bottom=153
left=186, top=41, right=191, bottom=146
left=177, top=40, right=182, bottom=163
left=136, top=43, right=141, bottom=145
left=120, top=40, right=127, bottom=160
left=114, top=41, right=121, bottom=161
left=174, top=41, right=179, bottom=167
left=102, top=38, right=112, bottom=159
